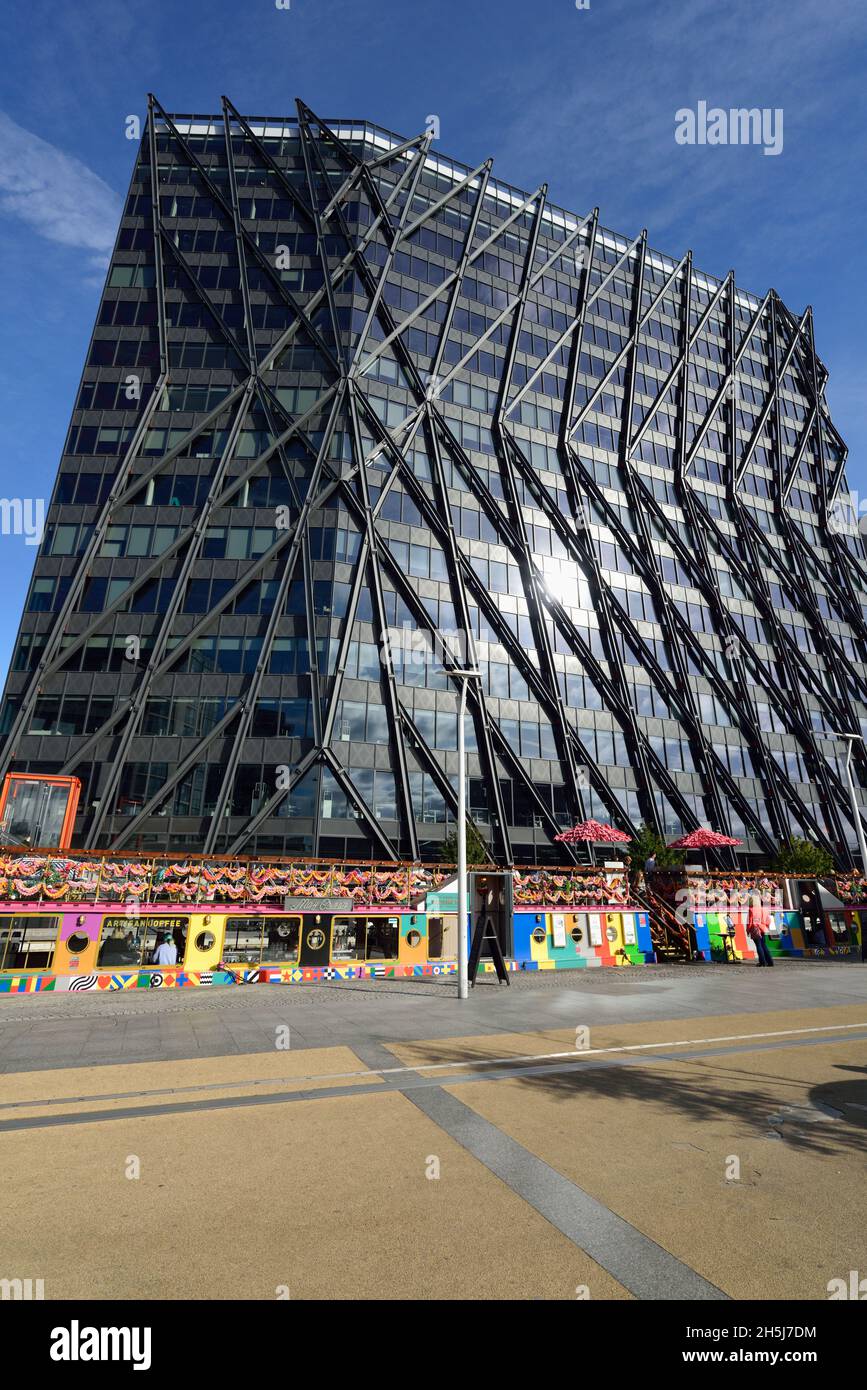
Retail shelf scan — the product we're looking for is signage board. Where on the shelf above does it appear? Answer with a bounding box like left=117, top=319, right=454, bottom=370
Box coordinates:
left=427, top=893, right=458, bottom=913
left=282, top=896, right=356, bottom=913
left=103, top=916, right=189, bottom=933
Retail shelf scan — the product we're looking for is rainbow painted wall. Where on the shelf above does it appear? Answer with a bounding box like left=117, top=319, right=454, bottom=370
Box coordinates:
left=512, top=908, right=654, bottom=968
left=697, top=908, right=863, bottom=961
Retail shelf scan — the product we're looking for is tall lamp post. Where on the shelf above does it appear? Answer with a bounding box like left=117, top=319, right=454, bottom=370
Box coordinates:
left=830, top=732, right=867, bottom=877
left=453, top=668, right=481, bottom=999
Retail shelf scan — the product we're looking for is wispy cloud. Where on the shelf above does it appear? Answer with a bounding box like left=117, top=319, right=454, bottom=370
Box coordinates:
left=485, top=0, right=867, bottom=287
left=0, top=109, right=120, bottom=272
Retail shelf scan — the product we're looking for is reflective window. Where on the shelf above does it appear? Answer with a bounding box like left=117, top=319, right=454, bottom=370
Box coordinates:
left=330, top=917, right=399, bottom=961
left=222, top=916, right=301, bottom=964
left=97, top=916, right=187, bottom=967
left=331, top=917, right=364, bottom=960
left=0, top=916, right=60, bottom=970
left=262, top=917, right=300, bottom=963
left=223, top=917, right=265, bottom=963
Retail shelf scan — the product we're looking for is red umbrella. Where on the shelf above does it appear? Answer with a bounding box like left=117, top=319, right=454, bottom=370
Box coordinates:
left=667, top=828, right=743, bottom=849
left=555, top=820, right=632, bottom=844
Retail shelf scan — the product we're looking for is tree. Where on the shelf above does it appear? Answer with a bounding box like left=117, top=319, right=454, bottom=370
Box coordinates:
left=441, top=821, right=489, bottom=865
left=631, top=821, right=684, bottom=869
left=772, top=838, right=835, bottom=877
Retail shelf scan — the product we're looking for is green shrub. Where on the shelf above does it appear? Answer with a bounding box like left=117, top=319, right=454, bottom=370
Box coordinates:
left=772, top=838, right=835, bottom=876
left=632, top=821, right=684, bottom=869
left=441, top=822, right=489, bottom=865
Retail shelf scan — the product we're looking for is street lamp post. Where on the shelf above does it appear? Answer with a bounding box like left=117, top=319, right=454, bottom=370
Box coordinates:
left=453, top=668, right=480, bottom=999
left=830, top=732, right=867, bottom=877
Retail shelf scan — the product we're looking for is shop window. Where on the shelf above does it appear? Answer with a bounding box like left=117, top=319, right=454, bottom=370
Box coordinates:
left=262, top=916, right=300, bottom=962
left=366, top=918, right=398, bottom=960
left=330, top=916, right=397, bottom=959
left=0, top=915, right=60, bottom=970
left=98, top=916, right=187, bottom=967
left=223, top=917, right=265, bottom=964
left=331, top=917, right=364, bottom=960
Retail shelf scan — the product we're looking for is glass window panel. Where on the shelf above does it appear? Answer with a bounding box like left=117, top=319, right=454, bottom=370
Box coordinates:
left=365, top=917, right=399, bottom=960
left=0, top=915, right=60, bottom=970
left=261, top=916, right=300, bottom=963
left=331, top=916, right=364, bottom=960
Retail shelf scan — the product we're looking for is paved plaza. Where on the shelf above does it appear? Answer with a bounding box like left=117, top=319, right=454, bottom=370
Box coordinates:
left=1, top=962, right=865, bottom=1300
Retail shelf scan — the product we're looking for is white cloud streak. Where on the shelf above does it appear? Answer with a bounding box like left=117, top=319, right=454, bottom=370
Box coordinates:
left=0, top=110, right=120, bottom=267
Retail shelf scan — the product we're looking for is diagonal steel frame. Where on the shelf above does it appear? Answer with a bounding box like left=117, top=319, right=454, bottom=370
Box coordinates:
left=83, top=381, right=258, bottom=846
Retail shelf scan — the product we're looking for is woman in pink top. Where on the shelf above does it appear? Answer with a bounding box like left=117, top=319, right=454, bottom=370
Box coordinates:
left=747, top=894, right=774, bottom=967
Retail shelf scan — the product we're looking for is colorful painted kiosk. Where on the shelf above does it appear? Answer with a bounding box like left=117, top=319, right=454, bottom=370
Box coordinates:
left=0, top=849, right=649, bottom=993
left=683, top=872, right=865, bottom=962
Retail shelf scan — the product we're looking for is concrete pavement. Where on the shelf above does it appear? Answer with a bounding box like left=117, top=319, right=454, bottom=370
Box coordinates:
left=1, top=958, right=864, bottom=1073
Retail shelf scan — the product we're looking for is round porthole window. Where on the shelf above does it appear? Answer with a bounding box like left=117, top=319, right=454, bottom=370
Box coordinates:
left=306, top=927, right=326, bottom=951
left=406, top=929, right=422, bottom=948
left=531, top=926, right=546, bottom=943
left=195, top=931, right=216, bottom=951
left=605, top=925, right=618, bottom=942
left=570, top=925, right=583, bottom=944
left=66, top=932, right=89, bottom=954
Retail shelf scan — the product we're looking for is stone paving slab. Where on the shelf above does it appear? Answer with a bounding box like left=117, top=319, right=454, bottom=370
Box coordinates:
left=0, top=1080, right=629, bottom=1301
left=437, top=1028, right=867, bottom=1301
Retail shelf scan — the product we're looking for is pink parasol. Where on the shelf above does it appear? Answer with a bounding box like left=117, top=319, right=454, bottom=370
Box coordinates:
left=667, top=828, right=743, bottom=849
left=555, top=820, right=632, bottom=844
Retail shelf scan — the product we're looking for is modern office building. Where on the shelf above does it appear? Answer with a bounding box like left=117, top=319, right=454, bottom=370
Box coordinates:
left=1, top=97, right=866, bottom=865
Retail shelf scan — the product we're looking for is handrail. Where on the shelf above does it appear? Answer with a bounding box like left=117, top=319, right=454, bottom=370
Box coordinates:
left=632, top=885, right=693, bottom=959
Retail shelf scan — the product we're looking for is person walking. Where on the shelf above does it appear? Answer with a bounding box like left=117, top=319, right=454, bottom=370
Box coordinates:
left=747, top=892, right=774, bottom=967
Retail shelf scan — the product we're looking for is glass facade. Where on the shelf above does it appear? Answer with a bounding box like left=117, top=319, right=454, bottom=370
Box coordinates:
left=1, top=98, right=866, bottom=866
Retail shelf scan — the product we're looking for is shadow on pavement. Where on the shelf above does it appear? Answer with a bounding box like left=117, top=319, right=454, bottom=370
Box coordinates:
left=393, top=1041, right=867, bottom=1159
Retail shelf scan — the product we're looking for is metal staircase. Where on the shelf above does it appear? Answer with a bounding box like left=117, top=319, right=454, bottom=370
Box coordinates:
left=633, top=885, right=695, bottom=961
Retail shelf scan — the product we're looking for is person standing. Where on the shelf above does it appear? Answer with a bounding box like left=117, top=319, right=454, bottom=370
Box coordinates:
left=747, top=893, right=774, bottom=967
left=152, top=932, right=178, bottom=966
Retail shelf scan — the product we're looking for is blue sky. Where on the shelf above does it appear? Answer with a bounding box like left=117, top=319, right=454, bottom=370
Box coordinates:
left=1, top=0, right=865, bottom=681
